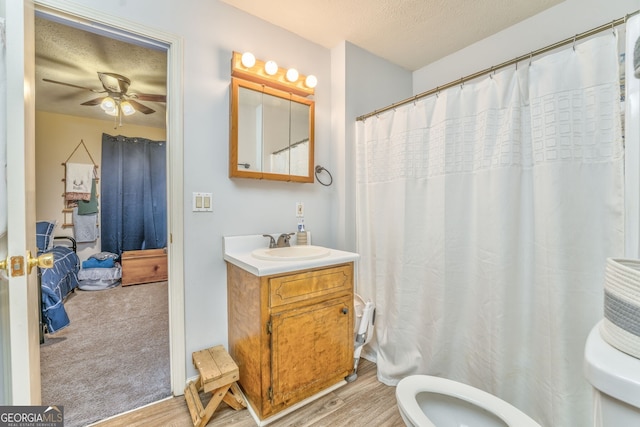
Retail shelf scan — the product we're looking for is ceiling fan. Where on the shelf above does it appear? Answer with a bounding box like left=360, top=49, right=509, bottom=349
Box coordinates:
left=43, top=71, right=166, bottom=116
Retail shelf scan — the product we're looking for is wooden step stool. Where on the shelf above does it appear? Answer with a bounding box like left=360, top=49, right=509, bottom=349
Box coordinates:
left=184, top=345, right=246, bottom=426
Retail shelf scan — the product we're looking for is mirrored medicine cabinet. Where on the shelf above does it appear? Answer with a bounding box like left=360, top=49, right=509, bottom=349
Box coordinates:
left=229, top=77, right=315, bottom=183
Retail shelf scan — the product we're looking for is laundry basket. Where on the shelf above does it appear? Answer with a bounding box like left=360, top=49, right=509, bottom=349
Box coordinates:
left=77, top=263, right=122, bottom=290
left=346, top=293, right=375, bottom=382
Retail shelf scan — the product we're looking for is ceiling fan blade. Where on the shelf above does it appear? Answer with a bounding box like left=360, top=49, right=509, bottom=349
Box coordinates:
left=80, top=97, right=106, bottom=106
left=130, top=93, right=166, bottom=103
left=42, top=78, right=103, bottom=93
left=127, top=99, right=155, bottom=115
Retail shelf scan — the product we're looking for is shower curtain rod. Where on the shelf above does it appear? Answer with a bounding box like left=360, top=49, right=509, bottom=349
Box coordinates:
left=356, top=10, right=639, bottom=122
left=272, top=137, right=310, bottom=155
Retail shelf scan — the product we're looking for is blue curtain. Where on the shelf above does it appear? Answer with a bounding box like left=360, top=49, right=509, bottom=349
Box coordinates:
left=101, top=134, right=167, bottom=255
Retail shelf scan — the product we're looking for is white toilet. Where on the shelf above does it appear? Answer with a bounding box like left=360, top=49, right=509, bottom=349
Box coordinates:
left=584, top=320, right=640, bottom=426
left=396, top=375, right=541, bottom=427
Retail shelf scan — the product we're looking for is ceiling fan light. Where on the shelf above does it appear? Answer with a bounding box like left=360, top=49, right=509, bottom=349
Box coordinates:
left=100, top=96, right=116, bottom=112
left=121, top=101, right=136, bottom=116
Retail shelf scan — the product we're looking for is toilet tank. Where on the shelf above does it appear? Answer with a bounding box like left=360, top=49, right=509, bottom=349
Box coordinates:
left=584, top=321, right=640, bottom=426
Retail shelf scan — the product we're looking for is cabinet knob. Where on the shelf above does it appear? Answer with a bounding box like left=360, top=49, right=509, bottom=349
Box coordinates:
left=342, top=307, right=349, bottom=315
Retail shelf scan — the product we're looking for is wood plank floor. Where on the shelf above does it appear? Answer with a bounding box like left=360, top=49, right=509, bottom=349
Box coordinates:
left=92, top=359, right=405, bottom=427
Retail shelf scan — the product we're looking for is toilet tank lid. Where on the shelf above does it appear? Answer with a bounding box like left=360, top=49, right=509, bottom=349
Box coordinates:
left=584, top=320, right=640, bottom=408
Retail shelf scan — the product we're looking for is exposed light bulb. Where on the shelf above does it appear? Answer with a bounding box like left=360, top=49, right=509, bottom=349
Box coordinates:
left=241, top=52, right=256, bottom=68
left=265, top=60, right=278, bottom=76
left=286, top=68, right=299, bottom=82
left=305, top=75, right=318, bottom=88
left=120, top=101, right=136, bottom=116
left=100, top=96, right=116, bottom=112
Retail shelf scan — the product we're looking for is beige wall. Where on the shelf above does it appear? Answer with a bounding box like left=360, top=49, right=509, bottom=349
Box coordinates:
left=35, top=110, right=166, bottom=262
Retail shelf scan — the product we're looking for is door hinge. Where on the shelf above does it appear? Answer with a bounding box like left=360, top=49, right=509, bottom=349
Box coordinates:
left=268, top=386, right=273, bottom=402
left=266, top=320, right=272, bottom=334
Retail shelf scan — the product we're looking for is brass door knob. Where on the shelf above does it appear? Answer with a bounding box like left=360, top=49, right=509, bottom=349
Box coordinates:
left=27, top=250, right=54, bottom=274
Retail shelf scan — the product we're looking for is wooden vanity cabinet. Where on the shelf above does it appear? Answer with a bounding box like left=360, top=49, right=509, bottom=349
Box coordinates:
left=226, top=262, right=354, bottom=420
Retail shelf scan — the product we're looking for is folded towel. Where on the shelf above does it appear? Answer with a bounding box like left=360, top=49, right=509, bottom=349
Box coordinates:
left=72, top=207, right=98, bottom=243
left=77, top=179, right=99, bottom=215
left=82, top=258, right=115, bottom=269
left=89, top=252, right=119, bottom=261
left=65, top=163, right=94, bottom=201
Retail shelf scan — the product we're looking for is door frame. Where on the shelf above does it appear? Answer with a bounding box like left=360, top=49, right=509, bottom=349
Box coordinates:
left=34, top=0, right=186, bottom=396
left=3, top=0, right=40, bottom=404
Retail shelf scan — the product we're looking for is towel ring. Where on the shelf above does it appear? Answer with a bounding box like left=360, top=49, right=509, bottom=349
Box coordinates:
left=315, top=165, right=333, bottom=186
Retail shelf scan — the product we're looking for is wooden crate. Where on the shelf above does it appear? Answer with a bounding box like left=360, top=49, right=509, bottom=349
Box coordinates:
left=121, top=248, right=168, bottom=286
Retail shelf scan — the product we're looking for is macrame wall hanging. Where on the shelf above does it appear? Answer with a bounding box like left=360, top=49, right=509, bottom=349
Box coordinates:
left=61, top=139, right=99, bottom=228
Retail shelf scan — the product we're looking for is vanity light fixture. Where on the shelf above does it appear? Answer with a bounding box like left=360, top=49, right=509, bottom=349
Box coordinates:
left=241, top=52, right=256, bottom=68
left=285, top=68, right=299, bottom=82
left=305, top=75, right=318, bottom=89
left=231, top=51, right=316, bottom=97
left=265, top=60, right=279, bottom=76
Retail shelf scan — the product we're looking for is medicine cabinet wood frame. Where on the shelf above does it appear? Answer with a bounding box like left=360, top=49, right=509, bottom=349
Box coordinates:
left=230, top=77, right=315, bottom=183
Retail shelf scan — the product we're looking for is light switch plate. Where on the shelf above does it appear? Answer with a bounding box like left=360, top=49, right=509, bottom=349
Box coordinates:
left=296, top=202, right=304, bottom=217
left=193, top=192, right=213, bottom=212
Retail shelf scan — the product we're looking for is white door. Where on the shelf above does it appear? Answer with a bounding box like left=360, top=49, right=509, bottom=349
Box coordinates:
left=0, top=0, right=40, bottom=405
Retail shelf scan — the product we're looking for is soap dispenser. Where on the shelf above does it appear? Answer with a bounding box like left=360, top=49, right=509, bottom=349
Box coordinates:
left=297, top=219, right=308, bottom=245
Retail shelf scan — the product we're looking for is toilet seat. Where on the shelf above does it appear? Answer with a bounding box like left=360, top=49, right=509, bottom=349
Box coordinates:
left=396, top=375, right=540, bottom=427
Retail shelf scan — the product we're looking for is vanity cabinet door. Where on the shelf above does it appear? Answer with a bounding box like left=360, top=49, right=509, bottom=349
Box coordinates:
left=270, top=295, right=353, bottom=406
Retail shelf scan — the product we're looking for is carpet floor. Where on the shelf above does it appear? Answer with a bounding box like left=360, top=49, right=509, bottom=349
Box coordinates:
left=40, top=281, right=171, bottom=427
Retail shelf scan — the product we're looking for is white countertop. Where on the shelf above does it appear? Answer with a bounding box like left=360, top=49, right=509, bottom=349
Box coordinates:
left=223, top=234, right=359, bottom=276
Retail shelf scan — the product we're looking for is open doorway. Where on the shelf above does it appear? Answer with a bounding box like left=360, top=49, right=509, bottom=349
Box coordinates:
left=33, top=9, right=182, bottom=425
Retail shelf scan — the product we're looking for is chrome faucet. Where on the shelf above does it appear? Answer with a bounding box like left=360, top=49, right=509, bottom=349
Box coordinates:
left=262, top=234, right=277, bottom=248
left=276, top=233, right=295, bottom=248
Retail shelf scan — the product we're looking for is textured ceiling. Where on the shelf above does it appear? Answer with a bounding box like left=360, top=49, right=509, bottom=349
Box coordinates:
left=219, top=0, right=563, bottom=71
left=35, top=0, right=562, bottom=127
left=35, top=17, right=168, bottom=129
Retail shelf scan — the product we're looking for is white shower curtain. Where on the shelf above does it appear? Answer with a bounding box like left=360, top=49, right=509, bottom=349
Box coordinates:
left=355, top=33, right=624, bottom=426
left=270, top=140, right=309, bottom=176
left=626, top=14, right=640, bottom=257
